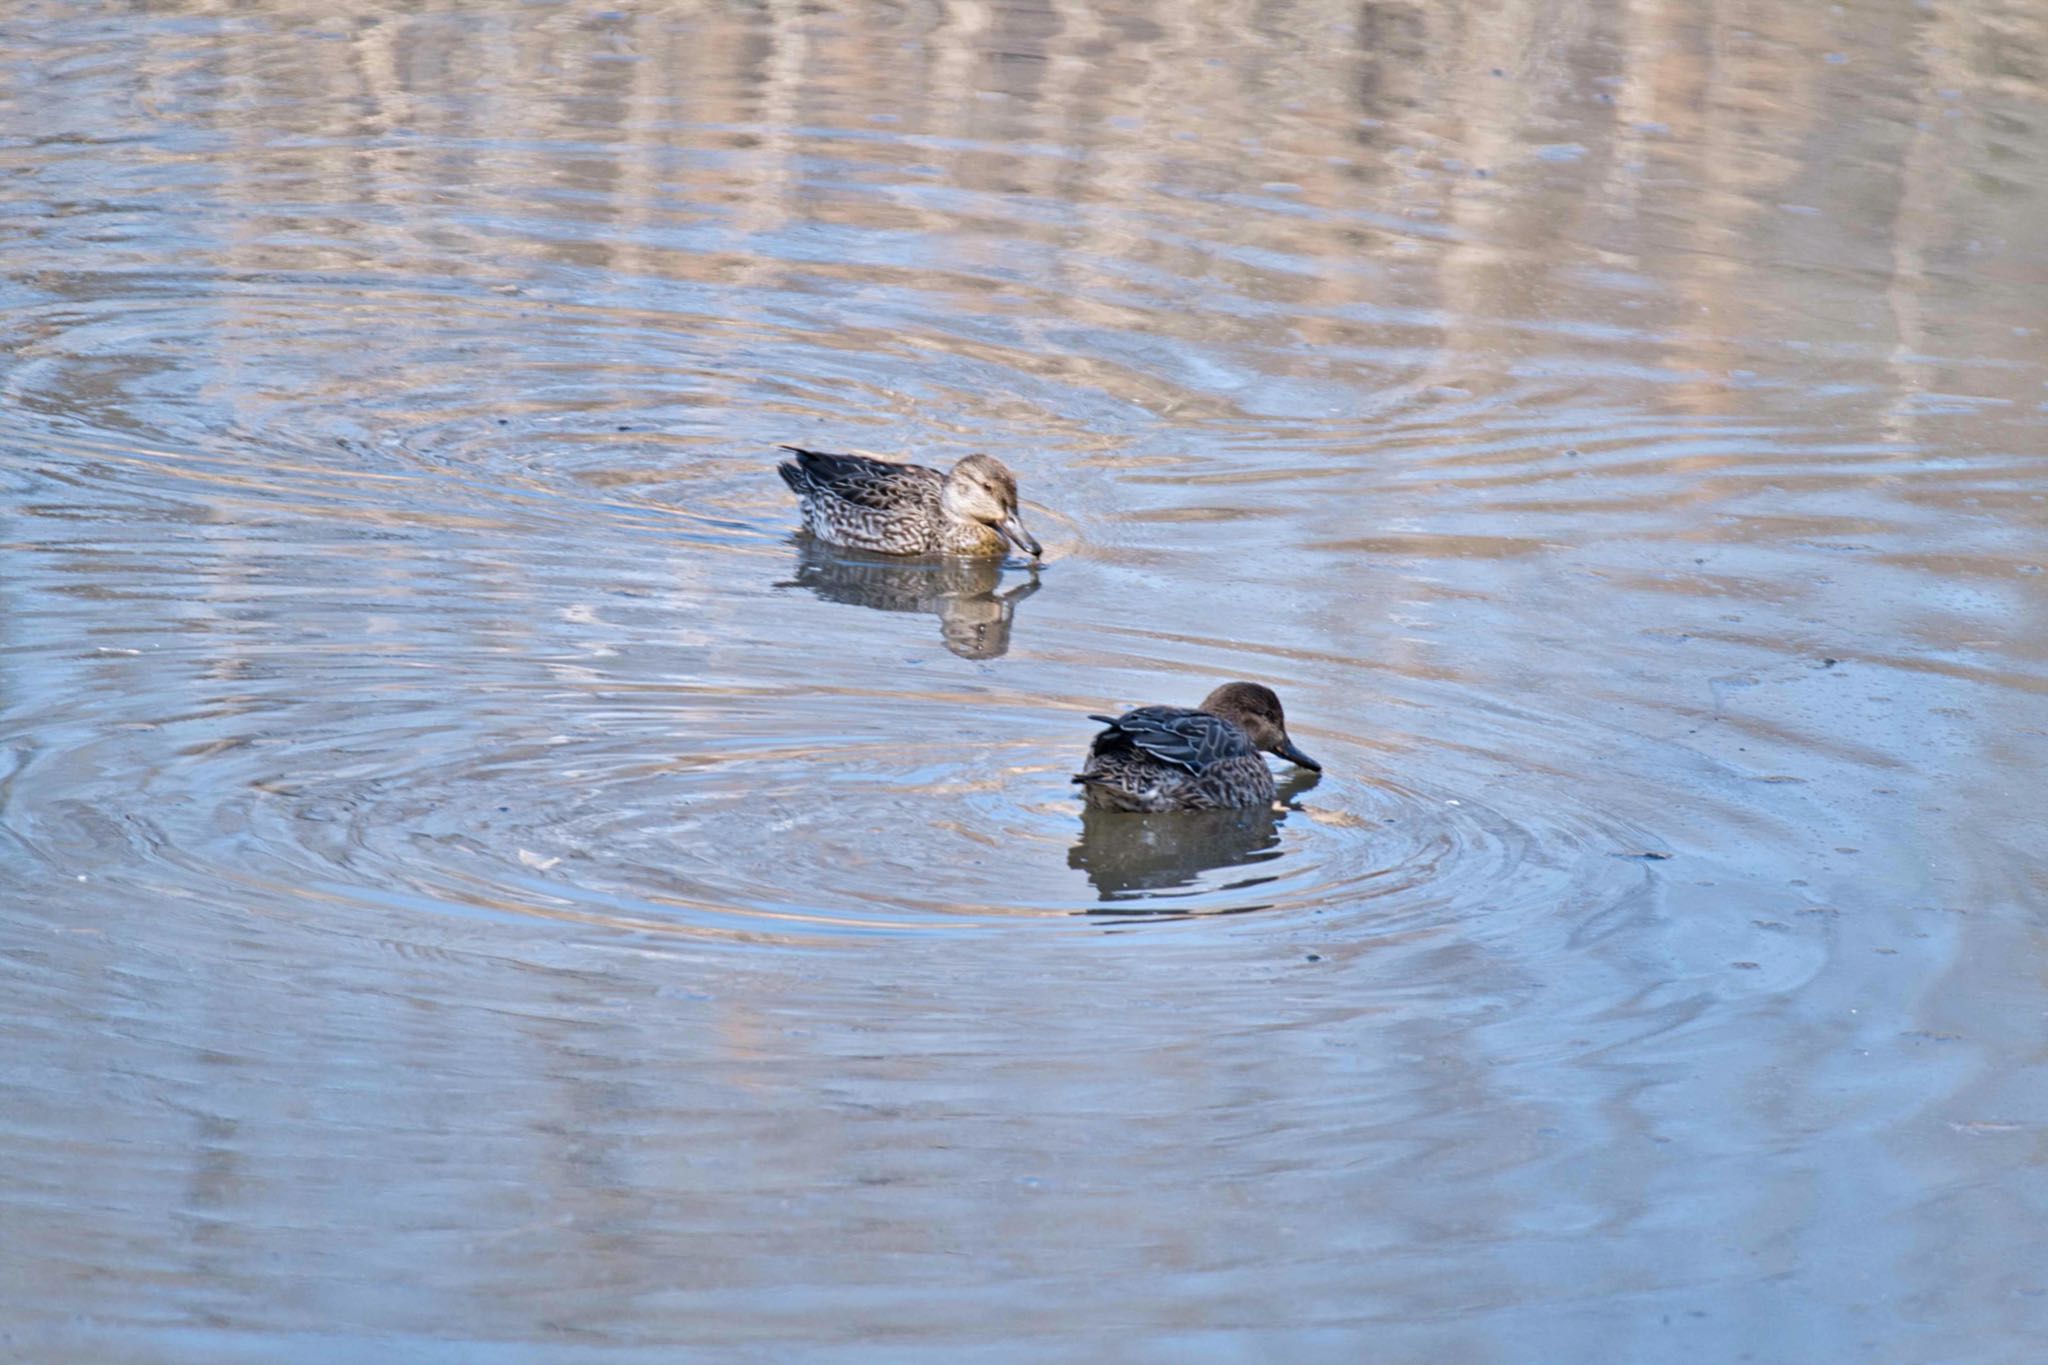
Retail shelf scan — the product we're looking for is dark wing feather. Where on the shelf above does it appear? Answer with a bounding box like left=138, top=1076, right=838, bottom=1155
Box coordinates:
left=778, top=446, right=941, bottom=512
left=1087, top=705, right=1257, bottom=776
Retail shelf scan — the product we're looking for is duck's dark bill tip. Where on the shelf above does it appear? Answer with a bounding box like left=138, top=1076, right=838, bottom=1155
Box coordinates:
left=1275, top=738, right=1322, bottom=772
left=997, top=516, right=1042, bottom=559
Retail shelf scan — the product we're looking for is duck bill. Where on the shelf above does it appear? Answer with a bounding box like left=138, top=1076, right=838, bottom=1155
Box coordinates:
left=999, top=513, right=1043, bottom=560
left=1274, top=736, right=1322, bottom=772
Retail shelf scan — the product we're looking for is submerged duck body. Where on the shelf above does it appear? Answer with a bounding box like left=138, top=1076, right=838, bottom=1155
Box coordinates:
left=778, top=446, right=1042, bottom=559
left=1074, top=682, right=1322, bottom=813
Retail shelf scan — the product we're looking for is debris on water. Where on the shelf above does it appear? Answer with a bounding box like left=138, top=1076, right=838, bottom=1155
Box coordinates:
left=1821, top=657, right=1839, bottom=667
left=517, top=849, right=561, bottom=871
left=1305, top=808, right=1373, bottom=829
left=1305, top=953, right=1322, bottom=962
left=1732, top=961, right=1761, bottom=970
left=1613, top=850, right=1672, bottom=861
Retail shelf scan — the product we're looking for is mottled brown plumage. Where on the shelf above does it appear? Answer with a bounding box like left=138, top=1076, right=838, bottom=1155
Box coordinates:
left=777, top=446, right=1041, bottom=558
left=1074, top=682, right=1322, bottom=812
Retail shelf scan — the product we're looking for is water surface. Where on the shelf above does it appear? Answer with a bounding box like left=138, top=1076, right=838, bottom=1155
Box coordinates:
left=4, top=1, right=2047, bottom=1359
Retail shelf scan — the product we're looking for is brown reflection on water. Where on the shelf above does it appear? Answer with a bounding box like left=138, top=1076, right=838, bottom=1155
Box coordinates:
left=780, top=539, right=1043, bottom=659
left=92, top=0, right=2041, bottom=391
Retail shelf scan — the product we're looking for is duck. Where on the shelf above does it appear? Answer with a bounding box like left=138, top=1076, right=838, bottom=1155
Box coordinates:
left=1074, top=682, right=1322, bottom=812
left=777, top=445, right=1042, bottom=559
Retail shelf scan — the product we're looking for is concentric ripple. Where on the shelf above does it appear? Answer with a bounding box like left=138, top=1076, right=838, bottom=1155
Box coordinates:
left=5, top=574, right=1669, bottom=943
left=0, top=213, right=1687, bottom=948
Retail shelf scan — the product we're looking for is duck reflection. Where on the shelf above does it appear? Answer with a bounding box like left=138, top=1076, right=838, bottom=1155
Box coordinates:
left=1069, top=769, right=1322, bottom=906
left=780, top=539, right=1041, bottom=659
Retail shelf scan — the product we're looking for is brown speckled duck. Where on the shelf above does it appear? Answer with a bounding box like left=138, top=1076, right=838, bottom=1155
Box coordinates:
left=1074, top=682, right=1322, bottom=813
left=778, top=445, right=1042, bottom=559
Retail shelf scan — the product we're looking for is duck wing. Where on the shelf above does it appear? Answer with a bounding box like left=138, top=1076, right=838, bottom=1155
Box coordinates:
left=778, top=446, right=942, bottom=510
left=1086, top=705, right=1257, bottom=776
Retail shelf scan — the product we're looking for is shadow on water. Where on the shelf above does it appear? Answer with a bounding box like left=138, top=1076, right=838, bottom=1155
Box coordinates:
left=777, top=537, right=1042, bottom=659
left=1069, top=769, right=1323, bottom=912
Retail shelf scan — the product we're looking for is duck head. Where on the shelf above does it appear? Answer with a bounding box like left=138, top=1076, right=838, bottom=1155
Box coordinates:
left=1200, top=682, right=1322, bottom=771
left=943, top=454, right=1042, bottom=559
